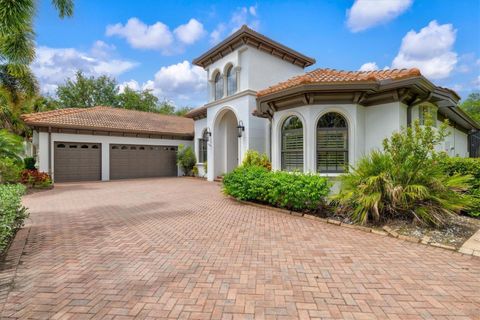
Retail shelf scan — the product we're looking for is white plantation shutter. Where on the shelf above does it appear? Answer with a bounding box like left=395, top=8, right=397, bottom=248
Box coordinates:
left=317, top=113, right=348, bottom=173
left=281, top=117, right=303, bottom=171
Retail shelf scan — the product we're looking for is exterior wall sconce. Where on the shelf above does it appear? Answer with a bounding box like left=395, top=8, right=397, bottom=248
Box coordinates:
left=205, top=127, right=212, bottom=142
left=237, top=120, right=245, bottom=138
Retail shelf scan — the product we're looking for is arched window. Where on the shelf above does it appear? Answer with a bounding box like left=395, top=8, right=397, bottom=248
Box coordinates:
left=214, top=72, right=223, bottom=100
left=198, top=129, right=208, bottom=163
left=281, top=116, right=303, bottom=171
left=317, top=112, right=348, bottom=173
left=226, top=65, right=237, bottom=96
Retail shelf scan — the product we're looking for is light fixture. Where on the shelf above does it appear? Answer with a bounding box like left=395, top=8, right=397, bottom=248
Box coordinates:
left=237, top=120, right=245, bottom=138
left=205, top=127, right=212, bottom=142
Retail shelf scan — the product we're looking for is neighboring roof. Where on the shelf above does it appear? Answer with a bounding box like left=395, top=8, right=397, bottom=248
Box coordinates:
left=257, top=68, right=423, bottom=97
left=22, top=106, right=194, bottom=137
left=184, top=106, right=207, bottom=120
left=193, top=25, right=316, bottom=68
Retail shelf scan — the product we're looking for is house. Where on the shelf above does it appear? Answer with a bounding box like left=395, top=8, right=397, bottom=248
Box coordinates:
left=185, top=25, right=479, bottom=181
left=24, top=25, right=479, bottom=183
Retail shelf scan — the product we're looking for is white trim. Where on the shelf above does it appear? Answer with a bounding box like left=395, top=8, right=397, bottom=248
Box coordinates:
left=276, top=111, right=307, bottom=173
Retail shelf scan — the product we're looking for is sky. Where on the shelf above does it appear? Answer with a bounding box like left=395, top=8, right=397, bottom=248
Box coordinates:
left=33, top=0, right=480, bottom=108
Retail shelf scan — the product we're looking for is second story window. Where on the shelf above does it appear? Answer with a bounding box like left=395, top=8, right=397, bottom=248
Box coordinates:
left=214, top=72, right=223, bottom=100
left=226, top=66, right=237, bottom=96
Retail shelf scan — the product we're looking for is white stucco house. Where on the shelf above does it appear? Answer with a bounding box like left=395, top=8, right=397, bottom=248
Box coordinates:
left=24, top=25, right=479, bottom=183
left=185, top=25, right=479, bottom=181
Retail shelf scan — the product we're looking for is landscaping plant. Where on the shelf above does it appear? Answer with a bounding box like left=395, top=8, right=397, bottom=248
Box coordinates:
left=176, top=145, right=196, bottom=176
left=0, top=158, right=22, bottom=184
left=241, top=150, right=272, bottom=170
left=21, top=170, right=52, bottom=188
left=223, top=166, right=330, bottom=211
left=0, top=130, right=24, bottom=162
left=333, top=118, right=472, bottom=226
left=0, top=184, right=28, bottom=254
left=23, top=157, right=36, bottom=170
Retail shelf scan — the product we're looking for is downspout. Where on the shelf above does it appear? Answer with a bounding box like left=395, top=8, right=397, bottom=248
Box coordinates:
left=406, top=105, right=413, bottom=126
left=48, top=126, right=52, bottom=177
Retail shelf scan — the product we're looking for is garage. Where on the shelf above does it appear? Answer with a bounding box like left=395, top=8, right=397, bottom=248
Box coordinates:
left=54, top=142, right=101, bottom=182
left=110, top=144, right=178, bottom=180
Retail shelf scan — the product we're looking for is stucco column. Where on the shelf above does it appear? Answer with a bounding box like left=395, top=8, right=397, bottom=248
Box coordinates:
left=234, top=66, right=241, bottom=93
left=101, top=143, right=110, bottom=181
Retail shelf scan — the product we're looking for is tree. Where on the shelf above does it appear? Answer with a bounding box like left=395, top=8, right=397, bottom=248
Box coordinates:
left=460, top=92, right=480, bottom=123
left=117, top=87, right=158, bottom=112
left=56, top=71, right=119, bottom=108
left=0, top=130, right=24, bottom=163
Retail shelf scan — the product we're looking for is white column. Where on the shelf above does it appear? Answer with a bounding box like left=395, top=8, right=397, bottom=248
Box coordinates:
left=101, top=143, right=109, bottom=181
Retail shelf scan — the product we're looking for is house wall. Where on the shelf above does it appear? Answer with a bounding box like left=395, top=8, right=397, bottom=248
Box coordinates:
left=194, top=117, right=208, bottom=177
left=35, top=131, right=192, bottom=182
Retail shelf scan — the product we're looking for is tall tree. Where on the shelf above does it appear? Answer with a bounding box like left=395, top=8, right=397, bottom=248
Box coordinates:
left=460, top=92, right=480, bottom=124
left=56, top=71, right=119, bottom=108
left=117, top=87, right=158, bottom=112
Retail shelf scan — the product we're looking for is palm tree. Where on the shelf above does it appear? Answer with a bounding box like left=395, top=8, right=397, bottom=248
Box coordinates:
left=0, top=0, right=74, bottom=133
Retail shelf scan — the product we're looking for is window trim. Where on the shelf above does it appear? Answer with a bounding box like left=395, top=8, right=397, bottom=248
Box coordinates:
left=198, top=129, right=208, bottom=163
left=280, top=115, right=304, bottom=172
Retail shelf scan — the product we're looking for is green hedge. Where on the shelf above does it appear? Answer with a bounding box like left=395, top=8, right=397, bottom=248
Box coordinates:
left=223, top=166, right=330, bottom=211
left=0, top=184, right=28, bottom=254
left=439, top=157, right=480, bottom=217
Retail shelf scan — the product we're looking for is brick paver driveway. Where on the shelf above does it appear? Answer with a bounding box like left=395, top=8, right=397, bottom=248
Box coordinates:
left=1, top=178, right=479, bottom=319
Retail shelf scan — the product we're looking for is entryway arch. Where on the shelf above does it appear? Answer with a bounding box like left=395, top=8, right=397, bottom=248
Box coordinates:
left=213, top=108, right=239, bottom=178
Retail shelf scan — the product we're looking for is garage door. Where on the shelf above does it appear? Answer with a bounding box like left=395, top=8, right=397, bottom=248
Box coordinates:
left=54, top=142, right=101, bottom=182
left=110, top=144, right=178, bottom=180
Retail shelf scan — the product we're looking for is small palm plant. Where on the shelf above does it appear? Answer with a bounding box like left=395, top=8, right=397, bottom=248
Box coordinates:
left=332, top=118, right=471, bottom=226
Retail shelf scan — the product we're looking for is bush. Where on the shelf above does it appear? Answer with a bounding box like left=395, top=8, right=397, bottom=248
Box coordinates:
left=0, top=184, right=28, bottom=254
left=439, top=157, right=480, bottom=217
left=23, top=157, right=36, bottom=170
left=176, top=145, right=196, bottom=176
left=0, top=130, right=24, bottom=162
left=0, top=158, right=22, bottom=184
left=223, top=166, right=330, bottom=211
left=242, top=150, right=271, bottom=170
left=21, top=170, right=52, bottom=188
left=333, top=119, right=472, bottom=226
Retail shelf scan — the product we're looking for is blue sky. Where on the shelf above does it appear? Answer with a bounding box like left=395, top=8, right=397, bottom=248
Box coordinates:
left=33, top=0, right=480, bottom=107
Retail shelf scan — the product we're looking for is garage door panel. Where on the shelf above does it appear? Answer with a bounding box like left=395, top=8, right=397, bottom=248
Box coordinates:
left=110, top=144, right=177, bottom=180
left=54, top=142, right=101, bottom=182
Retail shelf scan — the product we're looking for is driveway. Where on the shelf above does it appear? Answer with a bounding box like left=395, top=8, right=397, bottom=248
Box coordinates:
left=1, top=178, right=479, bottom=319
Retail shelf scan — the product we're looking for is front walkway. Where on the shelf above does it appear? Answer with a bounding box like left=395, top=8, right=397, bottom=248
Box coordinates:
left=1, top=178, right=479, bottom=319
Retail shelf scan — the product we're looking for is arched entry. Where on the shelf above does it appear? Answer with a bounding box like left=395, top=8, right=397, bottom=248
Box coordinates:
left=213, top=108, right=239, bottom=178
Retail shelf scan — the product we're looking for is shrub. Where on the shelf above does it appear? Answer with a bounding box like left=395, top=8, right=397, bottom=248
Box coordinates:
left=242, top=150, right=272, bottom=170
left=439, top=157, right=480, bottom=217
left=333, top=119, right=472, bottom=226
left=223, top=166, right=330, bottom=211
left=21, top=170, right=52, bottom=188
left=0, top=130, right=24, bottom=162
left=176, top=145, right=196, bottom=176
left=0, top=184, right=28, bottom=254
left=23, top=157, right=36, bottom=170
left=0, top=158, right=22, bottom=184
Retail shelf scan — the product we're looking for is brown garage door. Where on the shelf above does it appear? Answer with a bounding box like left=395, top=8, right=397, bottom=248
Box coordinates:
left=54, top=142, right=101, bottom=182
left=110, top=144, right=177, bottom=180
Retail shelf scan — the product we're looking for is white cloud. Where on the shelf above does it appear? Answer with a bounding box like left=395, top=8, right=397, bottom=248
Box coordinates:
left=106, top=18, right=173, bottom=51
left=346, top=0, right=412, bottom=32
left=392, top=20, right=457, bottom=79
left=474, top=76, right=480, bottom=89
left=210, top=6, right=260, bottom=44
left=118, top=80, right=140, bottom=93
left=174, top=19, right=206, bottom=45
left=359, top=62, right=379, bottom=71
left=32, top=44, right=137, bottom=95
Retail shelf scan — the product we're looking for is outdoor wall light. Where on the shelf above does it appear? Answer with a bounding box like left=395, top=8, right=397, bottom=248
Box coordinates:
left=205, top=127, right=212, bottom=142
left=237, top=120, right=245, bottom=138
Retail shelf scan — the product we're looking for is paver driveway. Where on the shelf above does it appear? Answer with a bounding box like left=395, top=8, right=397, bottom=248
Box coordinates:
left=1, top=178, right=479, bottom=319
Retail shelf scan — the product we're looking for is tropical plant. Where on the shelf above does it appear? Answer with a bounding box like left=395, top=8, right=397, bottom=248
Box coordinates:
left=0, top=184, right=28, bottom=254
left=176, top=145, right=196, bottom=176
left=241, top=149, right=272, bottom=170
left=21, top=169, right=52, bottom=188
left=0, top=129, right=24, bottom=162
left=0, top=158, right=22, bottom=184
left=332, top=119, right=472, bottom=226
left=223, top=166, right=330, bottom=212
left=23, top=156, right=35, bottom=170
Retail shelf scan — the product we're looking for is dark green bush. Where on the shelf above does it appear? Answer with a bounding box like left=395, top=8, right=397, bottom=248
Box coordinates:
left=0, top=184, right=28, bottom=254
left=439, top=157, right=480, bottom=217
left=223, top=166, right=330, bottom=211
left=23, top=157, right=36, bottom=170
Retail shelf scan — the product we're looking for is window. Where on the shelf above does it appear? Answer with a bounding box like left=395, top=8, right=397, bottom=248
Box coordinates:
left=281, top=116, right=303, bottom=171
left=214, top=72, right=223, bottom=100
left=317, top=112, right=348, bottom=173
left=57, top=144, right=65, bottom=148
left=81, top=145, right=89, bottom=148
left=198, top=130, right=208, bottom=163
left=419, top=104, right=437, bottom=127
left=226, top=65, right=237, bottom=96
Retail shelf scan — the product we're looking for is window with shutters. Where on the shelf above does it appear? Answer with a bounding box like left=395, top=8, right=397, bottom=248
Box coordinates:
left=226, top=65, right=237, bottom=96
left=198, top=129, right=208, bottom=163
left=281, top=116, right=303, bottom=171
left=317, top=112, right=348, bottom=173
left=214, top=72, right=223, bottom=100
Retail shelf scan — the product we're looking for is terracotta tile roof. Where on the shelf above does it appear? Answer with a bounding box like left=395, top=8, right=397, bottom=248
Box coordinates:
left=184, top=106, right=207, bottom=119
left=257, top=68, right=422, bottom=97
left=22, top=106, right=194, bottom=137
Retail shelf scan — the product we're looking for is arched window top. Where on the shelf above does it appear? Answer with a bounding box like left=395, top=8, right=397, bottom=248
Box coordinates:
left=282, top=115, right=303, bottom=130
left=281, top=115, right=303, bottom=171
left=57, top=143, right=65, bottom=148
left=81, top=145, right=89, bottom=149
left=92, top=145, right=99, bottom=149
left=226, top=65, right=237, bottom=96
left=317, top=112, right=347, bottom=129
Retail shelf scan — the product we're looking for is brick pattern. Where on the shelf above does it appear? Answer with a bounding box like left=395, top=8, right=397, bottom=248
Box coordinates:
left=1, top=178, right=479, bottom=319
